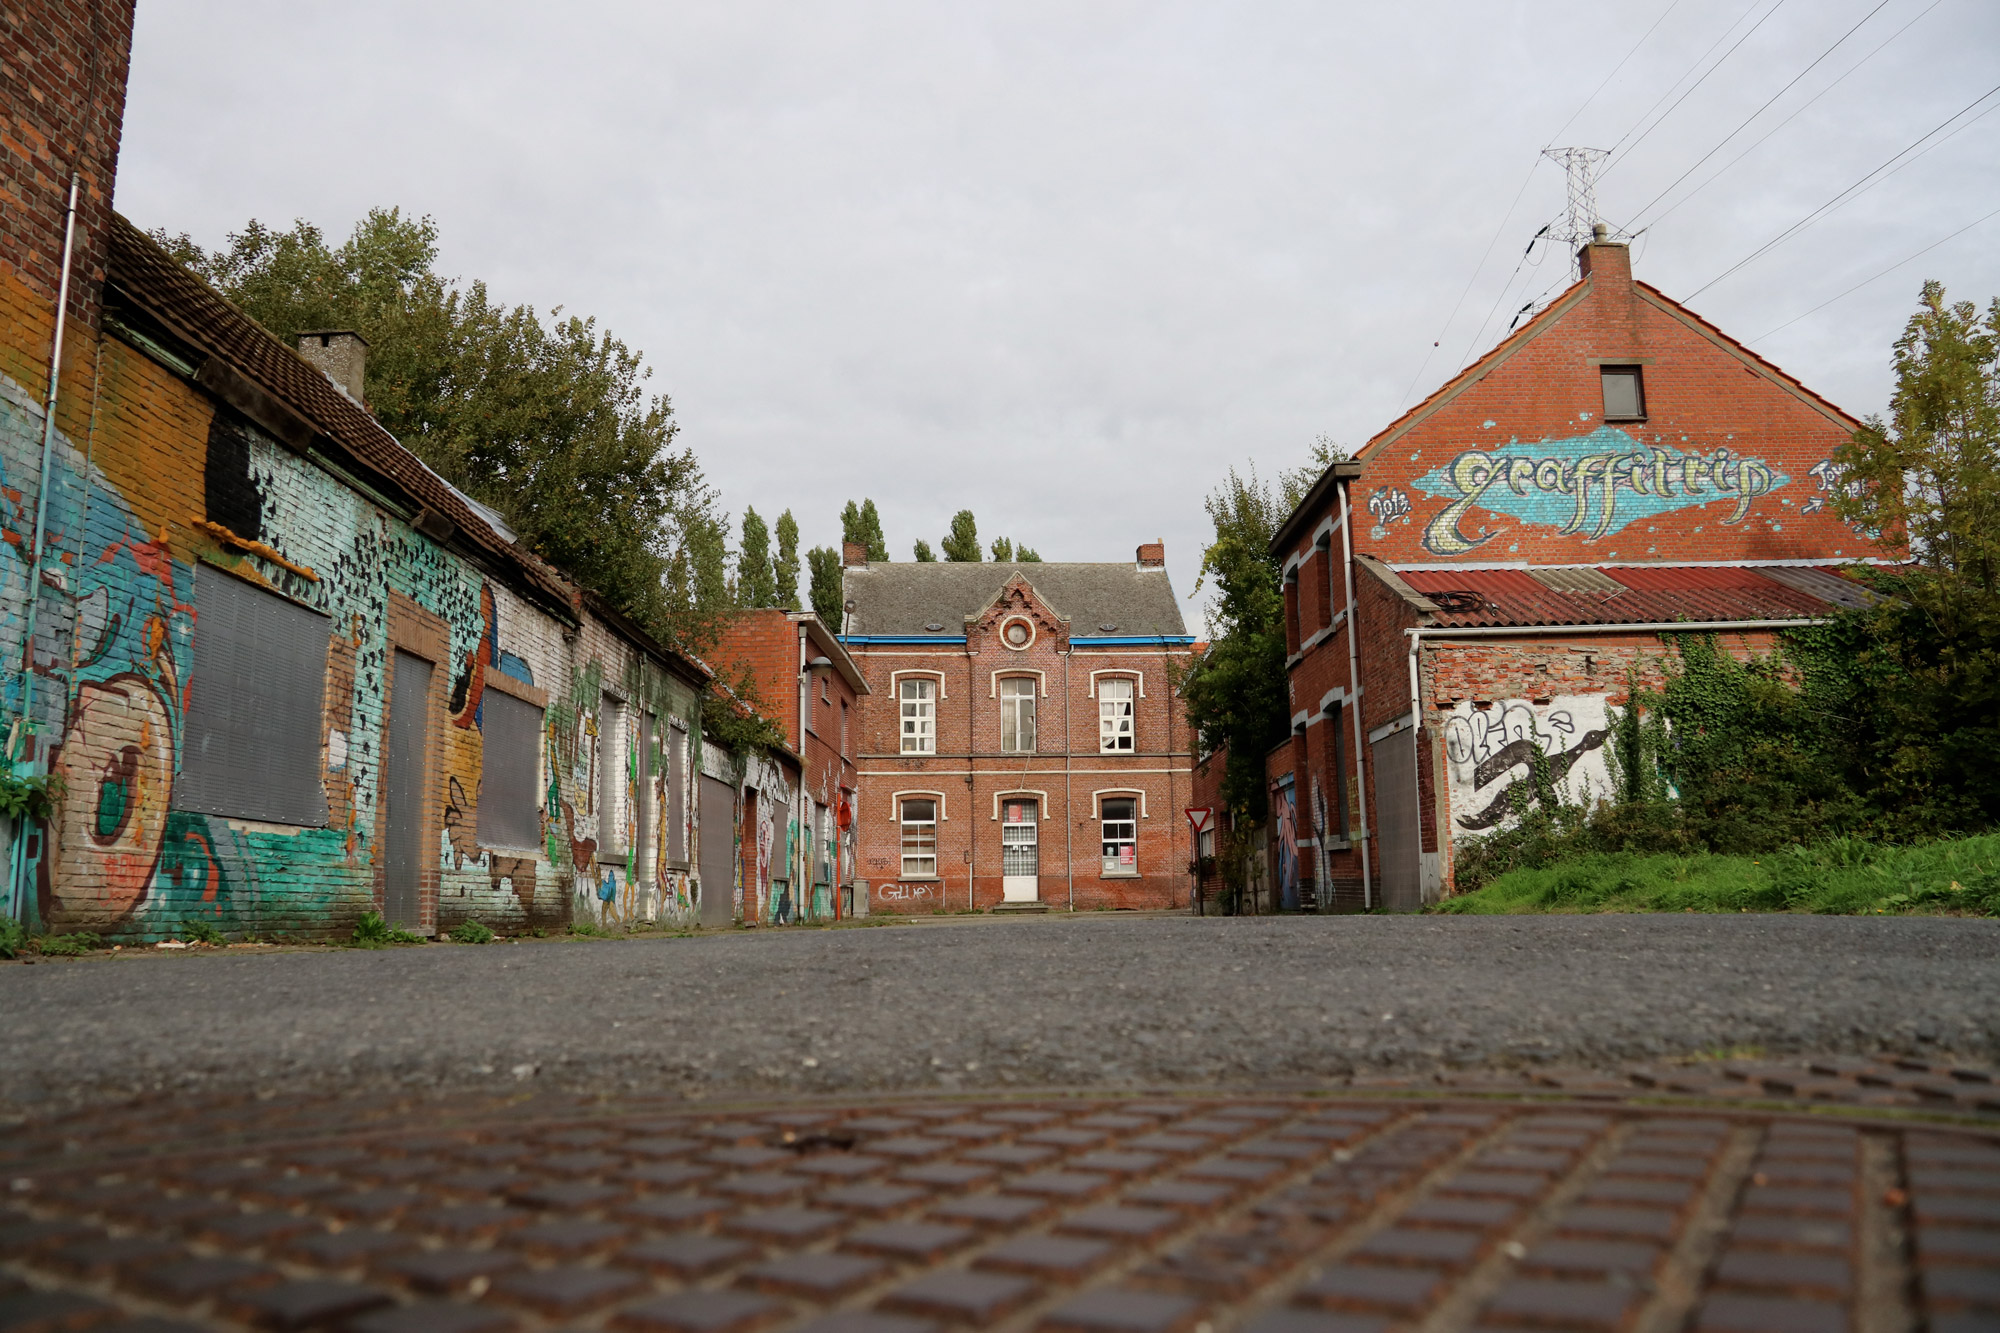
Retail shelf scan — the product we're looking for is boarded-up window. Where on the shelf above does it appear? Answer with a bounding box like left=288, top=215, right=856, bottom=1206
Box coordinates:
left=666, top=725, right=687, bottom=863
left=177, top=570, right=331, bottom=826
left=479, top=688, right=543, bottom=848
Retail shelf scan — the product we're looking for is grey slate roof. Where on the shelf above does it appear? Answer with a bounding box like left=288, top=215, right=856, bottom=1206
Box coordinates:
left=842, top=562, right=1188, bottom=638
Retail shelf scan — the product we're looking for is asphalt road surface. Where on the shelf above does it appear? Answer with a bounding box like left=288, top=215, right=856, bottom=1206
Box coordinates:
left=5, top=913, right=1996, bottom=1115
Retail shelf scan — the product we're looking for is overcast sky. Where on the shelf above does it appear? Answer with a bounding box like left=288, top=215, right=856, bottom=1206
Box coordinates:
left=117, top=0, right=2000, bottom=631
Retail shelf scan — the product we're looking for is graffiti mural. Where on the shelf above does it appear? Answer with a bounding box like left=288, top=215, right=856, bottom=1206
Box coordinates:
left=1272, top=779, right=1298, bottom=912
left=1443, top=695, right=1615, bottom=835
left=1413, top=426, right=1790, bottom=556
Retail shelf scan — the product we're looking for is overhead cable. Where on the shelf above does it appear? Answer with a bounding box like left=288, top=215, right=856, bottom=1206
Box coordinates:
left=1605, top=0, right=1793, bottom=176
left=1638, top=0, right=1947, bottom=230
left=1687, top=81, right=2000, bottom=299
left=1604, top=0, right=1769, bottom=159
left=1751, top=203, right=2000, bottom=341
left=1624, top=0, right=1893, bottom=227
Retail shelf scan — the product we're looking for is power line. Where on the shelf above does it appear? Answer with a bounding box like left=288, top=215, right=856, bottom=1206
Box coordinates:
left=1637, top=0, right=1946, bottom=230
left=1624, top=0, right=1892, bottom=228
left=1395, top=160, right=1546, bottom=412
left=1750, top=202, right=2000, bottom=341
left=1456, top=217, right=1558, bottom=370
left=1545, top=0, right=1686, bottom=147
left=1686, top=80, right=2000, bottom=299
left=1394, top=0, right=1693, bottom=411
left=1605, top=0, right=1793, bottom=175
left=1604, top=0, right=1767, bottom=158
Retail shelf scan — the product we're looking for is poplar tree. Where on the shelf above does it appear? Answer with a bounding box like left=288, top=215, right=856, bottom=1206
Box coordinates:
left=940, top=510, right=981, bottom=562
left=773, top=510, right=801, bottom=610
left=807, top=546, right=844, bottom=626
left=990, top=536, right=1013, bottom=562
left=841, top=499, right=888, bottom=561
left=913, top=539, right=937, bottom=562
left=738, top=507, right=776, bottom=608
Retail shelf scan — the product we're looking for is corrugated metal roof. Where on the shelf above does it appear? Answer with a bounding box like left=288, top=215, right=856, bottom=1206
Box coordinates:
left=1398, top=564, right=1855, bottom=628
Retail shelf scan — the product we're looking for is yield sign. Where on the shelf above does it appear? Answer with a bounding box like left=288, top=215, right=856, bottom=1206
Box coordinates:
left=1185, top=806, right=1215, bottom=835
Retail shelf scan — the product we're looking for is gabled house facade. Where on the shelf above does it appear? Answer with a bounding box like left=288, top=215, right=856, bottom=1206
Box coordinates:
left=1271, top=233, right=1879, bottom=910
left=841, top=543, right=1197, bottom=913
left=713, top=608, right=867, bottom=922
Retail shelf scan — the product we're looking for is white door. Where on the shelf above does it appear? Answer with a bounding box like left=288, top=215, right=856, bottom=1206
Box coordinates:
left=1001, top=799, right=1039, bottom=902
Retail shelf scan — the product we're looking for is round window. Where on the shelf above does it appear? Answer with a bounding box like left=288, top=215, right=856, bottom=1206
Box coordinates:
left=1003, top=619, right=1033, bottom=649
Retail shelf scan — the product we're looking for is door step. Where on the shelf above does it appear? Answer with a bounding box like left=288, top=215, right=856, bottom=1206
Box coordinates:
left=991, top=902, right=1052, bottom=914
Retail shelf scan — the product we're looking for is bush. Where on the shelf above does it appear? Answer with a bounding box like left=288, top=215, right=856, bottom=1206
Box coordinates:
left=35, top=931, right=103, bottom=956
left=1439, top=832, right=2000, bottom=915
left=566, top=919, right=610, bottom=938
left=351, top=911, right=425, bottom=948
left=180, top=917, right=227, bottom=945
left=449, top=919, right=496, bottom=944
left=0, top=916, right=25, bottom=959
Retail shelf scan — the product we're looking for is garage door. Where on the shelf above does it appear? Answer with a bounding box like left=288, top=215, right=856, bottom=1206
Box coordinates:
left=1372, top=724, right=1422, bottom=912
left=698, top=775, right=736, bottom=928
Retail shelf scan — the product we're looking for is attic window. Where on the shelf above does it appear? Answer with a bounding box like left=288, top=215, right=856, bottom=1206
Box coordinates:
left=1601, top=366, right=1646, bottom=421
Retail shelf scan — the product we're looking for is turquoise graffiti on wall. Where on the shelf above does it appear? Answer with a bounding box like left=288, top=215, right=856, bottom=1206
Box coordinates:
left=1414, top=426, right=1790, bottom=556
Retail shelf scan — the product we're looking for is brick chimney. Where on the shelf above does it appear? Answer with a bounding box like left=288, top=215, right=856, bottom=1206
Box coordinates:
left=297, top=330, right=368, bottom=402
left=1136, top=540, right=1165, bottom=569
left=1577, top=223, right=1630, bottom=285
left=842, top=542, right=868, bottom=568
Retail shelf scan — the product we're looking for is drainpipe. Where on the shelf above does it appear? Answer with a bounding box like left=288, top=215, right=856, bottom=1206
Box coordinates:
left=1406, top=628, right=1427, bottom=904
left=9, top=174, right=80, bottom=926
left=17, top=173, right=81, bottom=761
left=1063, top=645, right=1073, bottom=912
left=1337, top=482, right=1372, bottom=908
left=966, top=643, right=975, bottom=911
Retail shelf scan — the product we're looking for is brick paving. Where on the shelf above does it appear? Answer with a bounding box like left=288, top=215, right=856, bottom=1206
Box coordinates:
left=2, top=1052, right=1996, bottom=1331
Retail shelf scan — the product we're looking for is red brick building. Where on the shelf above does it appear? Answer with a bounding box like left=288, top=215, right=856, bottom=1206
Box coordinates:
left=712, top=610, right=868, bottom=921
left=1271, top=233, right=1880, bottom=909
left=840, top=543, right=1197, bottom=913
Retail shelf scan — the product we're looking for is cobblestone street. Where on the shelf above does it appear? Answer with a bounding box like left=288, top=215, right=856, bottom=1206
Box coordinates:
left=5, top=1055, right=2000, bottom=1332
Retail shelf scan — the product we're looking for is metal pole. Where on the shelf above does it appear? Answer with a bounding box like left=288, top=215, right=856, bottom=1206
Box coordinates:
left=17, top=173, right=81, bottom=755
left=1337, top=482, right=1372, bottom=908
left=1063, top=646, right=1072, bottom=912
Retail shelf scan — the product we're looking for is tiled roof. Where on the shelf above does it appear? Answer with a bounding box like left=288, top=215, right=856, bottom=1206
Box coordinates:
left=842, top=562, right=1188, bottom=638
left=1396, top=564, right=1875, bottom=629
left=105, top=213, right=578, bottom=614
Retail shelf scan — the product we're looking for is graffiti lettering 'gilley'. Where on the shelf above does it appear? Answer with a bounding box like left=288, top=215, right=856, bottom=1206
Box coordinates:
left=1413, top=426, right=1789, bottom=556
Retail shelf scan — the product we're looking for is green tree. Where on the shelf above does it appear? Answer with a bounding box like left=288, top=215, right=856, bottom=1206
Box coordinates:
left=941, top=510, right=981, bottom=562
left=1834, top=281, right=2000, bottom=606
left=913, top=539, right=937, bottom=562
left=154, top=210, right=722, bottom=650
left=990, top=536, right=1013, bottom=562
left=773, top=510, right=800, bottom=610
left=737, top=507, right=776, bottom=608
left=1017, top=546, right=1042, bottom=562
left=663, top=509, right=734, bottom=656
left=1177, top=467, right=1292, bottom=822
left=841, top=499, right=889, bottom=562
left=807, top=546, right=844, bottom=626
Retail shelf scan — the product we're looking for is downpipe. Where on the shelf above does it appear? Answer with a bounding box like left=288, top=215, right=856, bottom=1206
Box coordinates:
left=9, top=172, right=81, bottom=924
left=1336, top=482, right=1371, bottom=908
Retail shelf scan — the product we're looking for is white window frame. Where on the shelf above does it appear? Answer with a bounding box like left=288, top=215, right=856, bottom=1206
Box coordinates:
left=1098, top=677, right=1135, bottom=753
left=899, top=795, right=940, bottom=879
left=999, top=676, right=1037, bottom=754
left=900, top=677, right=936, bottom=754
left=1099, top=794, right=1139, bottom=877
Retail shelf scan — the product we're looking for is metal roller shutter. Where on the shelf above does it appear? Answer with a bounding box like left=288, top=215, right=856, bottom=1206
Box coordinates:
left=477, top=689, right=544, bottom=849
left=177, top=569, right=331, bottom=827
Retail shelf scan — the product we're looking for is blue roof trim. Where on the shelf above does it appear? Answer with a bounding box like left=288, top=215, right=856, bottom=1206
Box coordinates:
left=843, top=634, right=1196, bottom=647
left=841, top=635, right=963, bottom=645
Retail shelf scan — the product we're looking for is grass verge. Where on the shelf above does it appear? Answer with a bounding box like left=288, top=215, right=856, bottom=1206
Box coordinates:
left=1436, top=832, right=2000, bottom=915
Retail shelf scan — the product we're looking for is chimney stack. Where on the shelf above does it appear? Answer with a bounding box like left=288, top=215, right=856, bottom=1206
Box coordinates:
left=1136, top=540, right=1165, bottom=569
left=1577, top=231, right=1631, bottom=285
left=297, top=330, right=368, bottom=403
left=842, top=542, right=868, bottom=568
